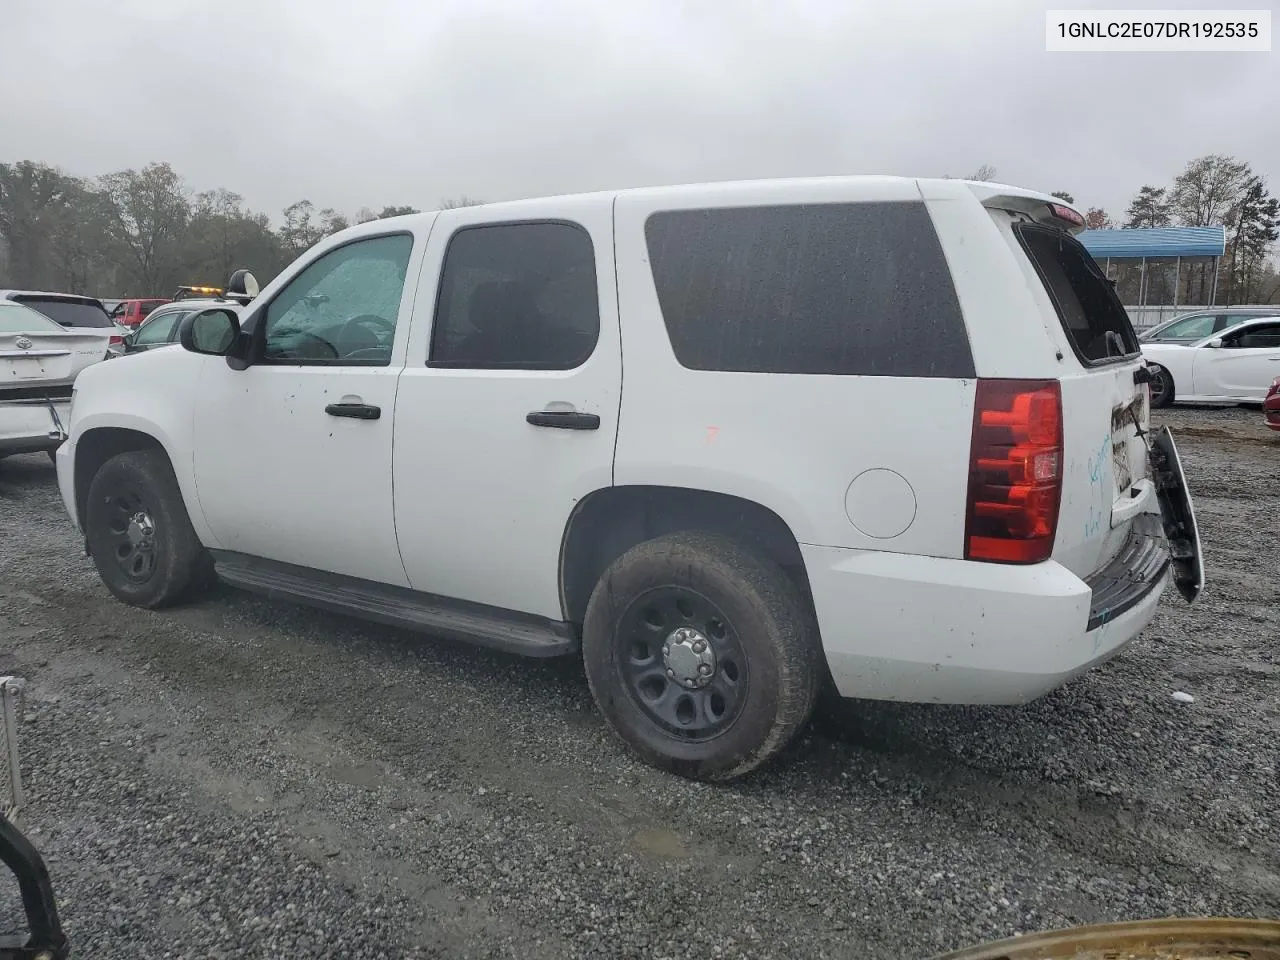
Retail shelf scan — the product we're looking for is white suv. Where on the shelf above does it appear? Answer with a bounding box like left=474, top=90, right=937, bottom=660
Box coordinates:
left=55, top=177, right=1203, bottom=781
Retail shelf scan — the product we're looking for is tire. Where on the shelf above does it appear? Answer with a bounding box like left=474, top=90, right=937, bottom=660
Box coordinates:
left=84, top=448, right=212, bottom=609
left=1149, top=364, right=1175, bottom=408
left=582, top=531, right=822, bottom=781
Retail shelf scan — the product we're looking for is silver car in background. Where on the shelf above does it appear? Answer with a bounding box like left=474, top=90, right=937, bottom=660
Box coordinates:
left=0, top=300, right=111, bottom=462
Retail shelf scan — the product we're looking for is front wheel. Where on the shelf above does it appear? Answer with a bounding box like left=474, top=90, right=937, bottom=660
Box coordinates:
left=1148, top=364, right=1175, bottom=408
left=582, top=531, right=823, bottom=781
left=84, top=448, right=212, bottom=608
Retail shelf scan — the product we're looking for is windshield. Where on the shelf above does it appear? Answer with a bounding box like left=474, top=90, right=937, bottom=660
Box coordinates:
left=11, top=295, right=113, bottom=328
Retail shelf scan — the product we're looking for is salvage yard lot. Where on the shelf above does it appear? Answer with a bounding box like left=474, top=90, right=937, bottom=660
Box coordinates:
left=1, top=406, right=1278, bottom=960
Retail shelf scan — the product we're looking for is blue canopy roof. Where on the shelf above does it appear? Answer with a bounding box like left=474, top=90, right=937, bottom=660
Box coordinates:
left=1077, top=226, right=1226, bottom=259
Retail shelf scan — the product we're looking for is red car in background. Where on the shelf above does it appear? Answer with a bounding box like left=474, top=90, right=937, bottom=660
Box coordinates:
left=1264, top=377, right=1280, bottom=432
left=111, top=298, right=170, bottom=328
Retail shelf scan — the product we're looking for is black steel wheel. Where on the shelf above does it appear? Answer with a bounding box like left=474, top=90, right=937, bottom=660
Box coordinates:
left=99, top=486, right=159, bottom=582
left=1149, top=364, right=1175, bottom=408
left=84, top=448, right=212, bottom=608
left=582, top=531, right=823, bottom=781
left=616, top=586, right=750, bottom=742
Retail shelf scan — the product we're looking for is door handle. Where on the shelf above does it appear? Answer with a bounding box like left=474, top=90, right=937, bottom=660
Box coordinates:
left=325, top=402, right=381, bottom=420
left=526, top=410, right=600, bottom=430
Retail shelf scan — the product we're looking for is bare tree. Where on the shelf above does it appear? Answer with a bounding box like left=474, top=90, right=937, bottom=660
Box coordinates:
left=99, top=162, right=190, bottom=294
left=439, top=196, right=484, bottom=210
left=1050, top=191, right=1075, bottom=205
left=1169, top=155, right=1251, bottom=226
left=965, top=165, right=997, bottom=182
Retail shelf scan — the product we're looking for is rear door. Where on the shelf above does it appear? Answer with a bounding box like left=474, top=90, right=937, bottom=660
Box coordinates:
left=992, top=214, right=1162, bottom=581
left=393, top=199, right=621, bottom=619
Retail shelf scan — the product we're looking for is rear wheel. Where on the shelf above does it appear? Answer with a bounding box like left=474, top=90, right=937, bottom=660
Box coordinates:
left=84, top=449, right=212, bottom=608
left=1149, top=364, right=1175, bottom=408
left=582, top=531, right=822, bottom=781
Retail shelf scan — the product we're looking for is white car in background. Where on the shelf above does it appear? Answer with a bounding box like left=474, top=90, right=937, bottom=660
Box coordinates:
left=1, top=300, right=112, bottom=462
left=1143, top=314, right=1280, bottom=407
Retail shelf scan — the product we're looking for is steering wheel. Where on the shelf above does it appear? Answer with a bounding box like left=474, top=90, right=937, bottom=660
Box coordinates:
left=268, top=330, right=339, bottom=360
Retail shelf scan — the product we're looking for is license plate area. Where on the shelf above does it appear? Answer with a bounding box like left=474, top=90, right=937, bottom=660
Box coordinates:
left=3, top=358, right=45, bottom=381
left=1110, top=393, right=1148, bottom=496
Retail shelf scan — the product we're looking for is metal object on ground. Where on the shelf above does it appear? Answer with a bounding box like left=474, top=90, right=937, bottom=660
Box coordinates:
left=934, top=917, right=1280, bottom=960
left=0, top=676, right=70, bottom=960
left=1, top=678, right=25, bottom=823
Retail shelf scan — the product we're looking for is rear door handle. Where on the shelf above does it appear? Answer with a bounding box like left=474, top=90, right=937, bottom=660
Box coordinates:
left=325, top=402, right=381, bottom=420
left=526, top=410, right=600, bottom=431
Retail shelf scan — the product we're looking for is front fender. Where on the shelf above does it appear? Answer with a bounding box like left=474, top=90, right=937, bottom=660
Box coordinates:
left=68, top=350, right=220, bottom=548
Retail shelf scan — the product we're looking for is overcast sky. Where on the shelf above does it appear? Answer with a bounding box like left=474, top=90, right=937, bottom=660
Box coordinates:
left=2, top=0, right=1276, bottom=222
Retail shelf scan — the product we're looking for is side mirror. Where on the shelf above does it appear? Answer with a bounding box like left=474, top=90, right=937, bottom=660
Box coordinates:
left=225, top=269, right=260, bottom=303
left=1205, top=338, right=1224, bottom=349
left=179, top=308, right=240, bottom=356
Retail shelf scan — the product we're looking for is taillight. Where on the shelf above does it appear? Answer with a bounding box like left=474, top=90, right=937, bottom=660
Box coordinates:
left=1048, top=202, right=1085, bottom=227
left=964, top=378, right=1064, bottom=564
left=109, top=334, right=124, bottom=346
left=1267, top=378, right=1280, bottom=400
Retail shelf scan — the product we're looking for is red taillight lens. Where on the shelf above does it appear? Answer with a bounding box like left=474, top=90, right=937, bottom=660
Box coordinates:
left=1267, top=378, right=1280, bottom=400
left=965, top=378, right=1064, bottom=564
left=109, top=334, right=124, bottom=346
left=1048, top=203, right=1085, bottom=227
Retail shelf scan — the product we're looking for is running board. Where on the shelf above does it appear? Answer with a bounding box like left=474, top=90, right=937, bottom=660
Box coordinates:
left=210, top=551, right=577, bottom=658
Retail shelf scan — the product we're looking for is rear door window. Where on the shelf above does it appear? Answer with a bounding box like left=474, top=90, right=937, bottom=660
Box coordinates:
left=133, top=310, right=189, bottom=345
left=1015, top=224, right=1139, bottom=364
left=644, top=202, right=974, bottom=378
left=12, top=296, right=114, bottom=329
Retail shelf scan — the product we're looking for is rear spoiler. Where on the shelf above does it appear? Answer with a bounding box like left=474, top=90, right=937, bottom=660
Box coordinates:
left=970, top=186, right=1087, bottom=234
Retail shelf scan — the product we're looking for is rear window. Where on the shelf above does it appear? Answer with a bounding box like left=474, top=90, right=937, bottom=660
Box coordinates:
left=644, top=202, right=974, bottom=378
left=1015, top=224, right=1139, bottom=364
left=11, top=295, right=113, bottom=329
left=0, top=302, right=62, bottom=333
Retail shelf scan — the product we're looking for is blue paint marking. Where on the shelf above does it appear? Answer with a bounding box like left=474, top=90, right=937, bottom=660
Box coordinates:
left=1083, top=433, right=1113, bottom=538
left=1092, top=607, right=1111, bottom=655
left=1088, top=435, right=1111, bottom=484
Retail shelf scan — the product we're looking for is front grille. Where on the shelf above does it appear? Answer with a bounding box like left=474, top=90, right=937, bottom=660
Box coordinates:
left=0, top=383, right=74, bottom=403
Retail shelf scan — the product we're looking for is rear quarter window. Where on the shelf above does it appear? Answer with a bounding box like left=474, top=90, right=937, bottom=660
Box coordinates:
left=644, top=201, right=974, bottom=378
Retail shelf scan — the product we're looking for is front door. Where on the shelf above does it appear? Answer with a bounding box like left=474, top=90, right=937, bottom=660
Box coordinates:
left=392, top=200, right=621, bottom=619
left=1195, top=320, right=1280, bottom=399
left=192, top=229, right=425, bottom=587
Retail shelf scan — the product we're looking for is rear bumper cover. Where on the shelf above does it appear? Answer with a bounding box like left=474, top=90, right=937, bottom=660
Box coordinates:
left=1083, top=513, right=1169, bottom=630
left=803, top=512, right=1170, bottom=705
left=0, top=401, right=69, bottom=455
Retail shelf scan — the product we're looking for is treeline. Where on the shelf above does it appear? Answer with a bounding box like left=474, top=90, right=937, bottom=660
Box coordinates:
left=968, top=155, right=1280, bottom=306
left=4, top=156, right=1278, bottom=305
left=0, top=160, right=481, bottom=298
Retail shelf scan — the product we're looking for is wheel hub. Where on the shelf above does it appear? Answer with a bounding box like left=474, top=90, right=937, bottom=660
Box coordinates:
left=662, top=627, right=716, bottom=689
left=126, top=511, right=155, bottom=548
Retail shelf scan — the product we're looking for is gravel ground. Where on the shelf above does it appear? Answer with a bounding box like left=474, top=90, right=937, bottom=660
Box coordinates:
left=1, top=405, right=1278, bottom=959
